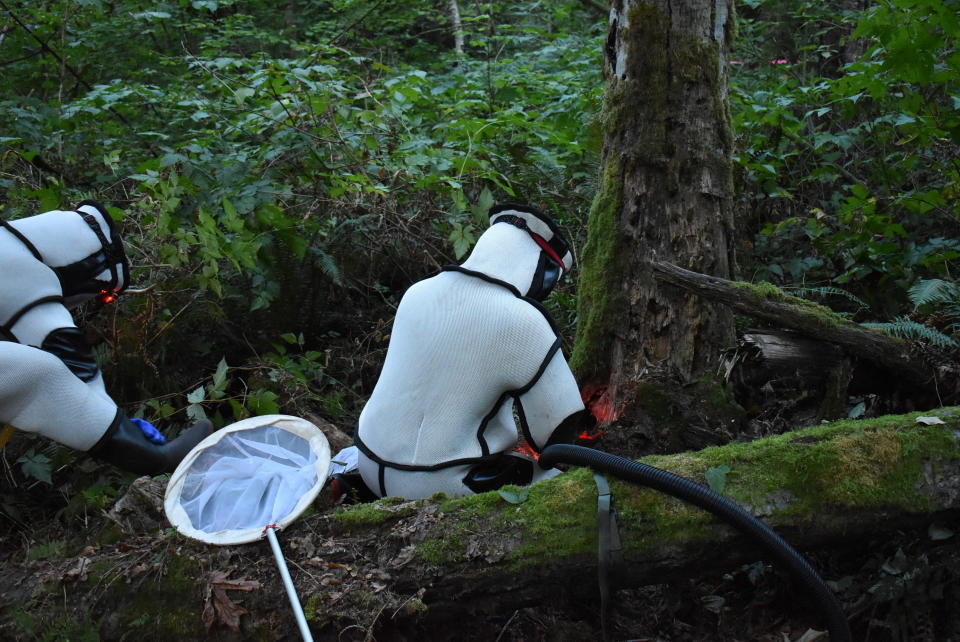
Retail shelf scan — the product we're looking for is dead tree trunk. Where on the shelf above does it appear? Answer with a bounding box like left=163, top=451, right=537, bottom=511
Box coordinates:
left=447, top=0, right=464, bottom=56
left=4, top=412, right=958, bottom=640
left=571, top=0, right=737, bottom=422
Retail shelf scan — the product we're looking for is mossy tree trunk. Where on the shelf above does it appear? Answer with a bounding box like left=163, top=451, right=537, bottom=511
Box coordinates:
left=571, top=0, right=737, bottom=419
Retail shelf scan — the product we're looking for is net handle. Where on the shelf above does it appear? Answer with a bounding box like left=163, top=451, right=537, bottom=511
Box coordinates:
left=264, top=525, right=314, bottom=642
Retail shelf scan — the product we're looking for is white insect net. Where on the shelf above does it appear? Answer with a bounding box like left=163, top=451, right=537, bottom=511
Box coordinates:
left=165, top=415, right=331, bottom=544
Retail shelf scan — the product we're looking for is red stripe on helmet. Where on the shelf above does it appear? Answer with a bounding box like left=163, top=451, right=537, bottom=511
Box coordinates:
left=530, top=232, right=565, bottom=271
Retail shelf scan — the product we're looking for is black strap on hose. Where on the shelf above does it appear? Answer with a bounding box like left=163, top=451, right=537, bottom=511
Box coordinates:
left=593, top=473, right=623, bottom=642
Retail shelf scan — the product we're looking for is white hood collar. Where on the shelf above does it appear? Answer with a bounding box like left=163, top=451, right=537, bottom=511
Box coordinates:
left=460, top=223, right=541, bottom=295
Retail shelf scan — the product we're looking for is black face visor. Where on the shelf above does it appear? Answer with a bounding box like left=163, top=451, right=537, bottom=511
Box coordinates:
left=527, top=251, right=564, bottom=301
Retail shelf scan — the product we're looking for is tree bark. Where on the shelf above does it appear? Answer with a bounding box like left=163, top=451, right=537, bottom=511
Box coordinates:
left=571, top=0, right=737, bottom=420
left=652, top=260, right=937, bottom=384
left=4, top=412, right=958, bottom=640
left=447, top=0, right=464, bottom=56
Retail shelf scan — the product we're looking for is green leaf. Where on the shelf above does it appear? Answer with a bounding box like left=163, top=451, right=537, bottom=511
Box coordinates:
left=498, top=487, right=529, bottom=504
left=222, top=197, right=238, bottom=219
left=471, top=187, right=496, bottom=226
left=235, top=87, right=255, bottom=102
left=17, top=451, right=52, bottom=484
left=848, top=402, right=866, bottom=419
left=248, top=390, right=280, bottom=415
left=131, top=10, right=172, bottom=20
left=187, top=386, right=206, bottom=404
left=448, top=223, right=476, bottom=259
left=187, top=403, right=208, bottom=422
left=213, top=358, right=229, bottom=389
left=928, top=523, right=954, bottom=541
left=704, top=464, right=731, bottom=495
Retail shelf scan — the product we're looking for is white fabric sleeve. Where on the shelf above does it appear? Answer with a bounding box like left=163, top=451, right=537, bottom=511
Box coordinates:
left=516, top=348, right=585, bottom=451
left=0, top=342, right=116, bottom=451
left=12, top=304, right=77, bottom=347
left=85, top=370, right=115, bottom=404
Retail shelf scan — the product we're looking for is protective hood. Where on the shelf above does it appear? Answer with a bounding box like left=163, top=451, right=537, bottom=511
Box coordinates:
left=460, top=203, right=572, bottom=300
left=4, top=201, right=129, bottom=307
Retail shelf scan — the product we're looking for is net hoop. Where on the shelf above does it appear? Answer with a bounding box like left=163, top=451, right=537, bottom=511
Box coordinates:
left=164, top=414, right=331, bottom=545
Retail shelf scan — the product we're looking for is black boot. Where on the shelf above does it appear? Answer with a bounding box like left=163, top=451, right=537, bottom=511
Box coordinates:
left=88, top=411, right=213, bottom=475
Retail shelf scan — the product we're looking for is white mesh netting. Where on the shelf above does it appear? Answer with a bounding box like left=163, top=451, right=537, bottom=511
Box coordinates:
left=164, top=415, right=331, bottom=544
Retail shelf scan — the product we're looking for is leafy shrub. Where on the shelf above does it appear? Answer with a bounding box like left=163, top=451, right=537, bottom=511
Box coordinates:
left=732, top=0, right=960, bottom=318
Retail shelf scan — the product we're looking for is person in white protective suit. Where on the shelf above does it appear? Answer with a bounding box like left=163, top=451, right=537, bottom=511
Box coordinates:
left=352, top=203, right=590, bottom=500
left=0, top=201, right=212, bottom=474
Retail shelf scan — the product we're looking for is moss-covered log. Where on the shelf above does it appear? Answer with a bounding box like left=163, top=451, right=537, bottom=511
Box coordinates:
left=2, top=411, right=959, bottom=639
left=653, top=260, right=936, bottom=384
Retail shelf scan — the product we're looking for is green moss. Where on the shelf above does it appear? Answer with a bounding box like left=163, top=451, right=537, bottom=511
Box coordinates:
left=570, top=155, right=625, bottom=381
left=24, top=550, right=203, bottom=639
left=438, top=487, right=504, bottom=516
left=612, top=411, right=958, bottom=554
left=332, top=497, right=418, bottom=531
left=85, top=560, right=115, bottom=584
left=7, top=599, right=100, bottom=641
left=96, top=524, right=126, bottom=546
left=304, top=593, right=322, bottom=622
left=616, top=487, right=717, bottom=553
left=395, top=596, right=428, bottom=617
left=638, top=411, right=960, bottom=518
left=39, top=616, right=100, bottom=641
left=124, top=553, right=202, bottom=636
left=505, top=467, right=599, bottom=566
left=730, top=280, right=902, bottom=340
left=414, top=411, right=957, bottom=577
left=416, top=533, right=466, bottom=567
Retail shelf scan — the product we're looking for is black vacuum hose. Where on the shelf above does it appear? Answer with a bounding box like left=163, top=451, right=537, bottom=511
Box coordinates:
left=539, top=444, right=851, bottom=642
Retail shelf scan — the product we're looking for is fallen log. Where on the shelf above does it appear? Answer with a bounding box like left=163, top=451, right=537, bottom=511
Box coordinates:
left=651, top=261, right=936, bottom=385
left=2, top=410, right=958, bottom=640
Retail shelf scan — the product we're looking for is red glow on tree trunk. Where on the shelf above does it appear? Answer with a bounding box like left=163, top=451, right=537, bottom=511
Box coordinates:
left=576, top=430, right=604, bottom=442
left=581, top=379, right=620, bottom=425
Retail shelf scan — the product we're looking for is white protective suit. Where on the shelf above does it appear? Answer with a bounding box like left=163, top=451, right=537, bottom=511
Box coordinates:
left=0, top=202, right=210, bottom=473
left=355, top=203, right=586, bottom=499
left=0, top=202, right=128, bottom=447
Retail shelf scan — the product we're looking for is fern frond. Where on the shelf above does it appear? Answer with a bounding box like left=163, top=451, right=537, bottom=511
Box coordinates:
left=787, top=286, right=868, bottom=309
left=908, top=278, right=960, bottom=309
left=862, top=316, right=958, bottom=347
left=312, top=248, right=343, bottom=286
